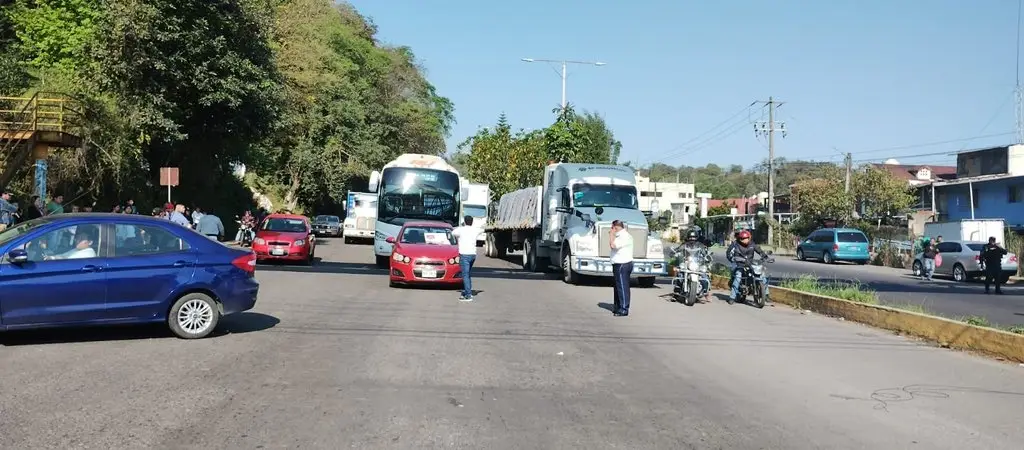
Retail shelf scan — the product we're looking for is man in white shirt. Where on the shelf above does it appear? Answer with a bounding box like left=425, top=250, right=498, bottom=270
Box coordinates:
left=609, top=220, right=634, bottom=316
left=45, top=227, right=98, bottom=260
left=451, top=215, right=483, bottom=302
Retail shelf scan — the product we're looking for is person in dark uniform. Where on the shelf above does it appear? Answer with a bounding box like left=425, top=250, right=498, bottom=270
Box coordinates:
left=979, top=237, right=1008, bottom=295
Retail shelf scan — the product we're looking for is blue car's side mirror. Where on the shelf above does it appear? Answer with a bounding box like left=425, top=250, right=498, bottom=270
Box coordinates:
left=8, top=248, right=29, bottom=264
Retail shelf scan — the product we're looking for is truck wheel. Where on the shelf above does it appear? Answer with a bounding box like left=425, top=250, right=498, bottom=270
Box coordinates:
left=375, top=255, right=389, bottom=269
left=495, top=236, right=507, bottom=258
left=638, top=276, right=657, bottom=288
left=523, top=239, right=538, bottom=272
left=562, top=248, right=580, bottom=285
left=485, top=234, right=495, bottom=257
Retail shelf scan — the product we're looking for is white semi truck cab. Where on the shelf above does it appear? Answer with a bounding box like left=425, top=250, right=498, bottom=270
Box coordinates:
left=484, top=163, right=667, bottom=287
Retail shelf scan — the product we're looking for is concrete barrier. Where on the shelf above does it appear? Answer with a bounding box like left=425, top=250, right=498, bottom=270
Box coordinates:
left=709, top=275, right=1024, bottom=363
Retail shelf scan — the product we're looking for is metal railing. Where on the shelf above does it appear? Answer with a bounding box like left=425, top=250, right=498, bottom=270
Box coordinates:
left=0, top=92, right=85, bottom=188
left=0, top=93, right=83, bottom=133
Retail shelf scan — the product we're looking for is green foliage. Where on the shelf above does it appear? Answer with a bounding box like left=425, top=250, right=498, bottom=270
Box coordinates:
left=706, top=202, right=732, bottom=217
left=578, top=110, right=621, bottom=164
left=779, top=275, right=879, bottom=305
left=647, top=210, right=671, bottom=232
left=853, top=166, right=915, bottom=217
left=790, top=165, right=853, bottom=221
left=456, top=104, right=620, bottom=199
left=0, top=0, right=453, bottom=215
left=6, top=0, right=100, bottom=74
left=457, top=114, right=546, bottom=200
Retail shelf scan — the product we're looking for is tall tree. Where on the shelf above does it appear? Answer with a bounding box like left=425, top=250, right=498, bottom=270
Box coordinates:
left=853, top=165, right=915, bottom=217
left=578, top=110, right=621, bottom=164
left=790, top=165, right=853, bottom=221
left=543, top=104, right=593, bottom=163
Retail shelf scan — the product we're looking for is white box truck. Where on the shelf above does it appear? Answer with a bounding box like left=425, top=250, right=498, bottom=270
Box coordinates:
left=924, top=219, right=1005, bottom=245
left=461, top=183, right=489, bottom=245
left=483, top=163, right=667, bottom=287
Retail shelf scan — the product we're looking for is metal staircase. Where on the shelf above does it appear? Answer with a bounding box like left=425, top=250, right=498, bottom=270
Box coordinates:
left=0, top=92, right=84, bottom=188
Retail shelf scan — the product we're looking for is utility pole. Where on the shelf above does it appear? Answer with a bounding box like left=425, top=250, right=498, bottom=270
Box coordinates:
left=521, top=58, right=607, bottom=110
left=844, top=152, right=852, bottom=193
left=754, top=97, right=786, bottom=247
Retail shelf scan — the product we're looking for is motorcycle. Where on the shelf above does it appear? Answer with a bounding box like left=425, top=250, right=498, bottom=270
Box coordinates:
left=236, top=217, right=255, bottom=247
left=670, top=246, right=712, bottom=306
left=731, top=252, right=774, bottom=309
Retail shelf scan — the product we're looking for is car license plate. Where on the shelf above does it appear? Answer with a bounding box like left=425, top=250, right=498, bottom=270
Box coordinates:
left=270, top=248, right=285, bottom=256
left=421, top=269, right=437, bottom=278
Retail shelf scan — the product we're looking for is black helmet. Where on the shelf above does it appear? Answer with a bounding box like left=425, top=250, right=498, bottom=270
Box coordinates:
left=685, top=229, right=698, bottom=241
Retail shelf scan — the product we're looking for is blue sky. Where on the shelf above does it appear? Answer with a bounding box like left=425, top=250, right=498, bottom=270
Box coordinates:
left=348, top=0, right=1021, bottom=169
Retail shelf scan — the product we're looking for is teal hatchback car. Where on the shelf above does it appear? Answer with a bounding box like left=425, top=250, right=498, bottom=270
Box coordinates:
left=796, top=228, right=870, bottom=264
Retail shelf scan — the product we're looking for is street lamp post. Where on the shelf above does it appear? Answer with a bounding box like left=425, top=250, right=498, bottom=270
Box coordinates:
left=521, top=58, right=606, bottom=109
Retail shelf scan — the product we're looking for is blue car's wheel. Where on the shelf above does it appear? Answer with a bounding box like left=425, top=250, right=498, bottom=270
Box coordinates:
left=168, top=293, right=220, bottom=339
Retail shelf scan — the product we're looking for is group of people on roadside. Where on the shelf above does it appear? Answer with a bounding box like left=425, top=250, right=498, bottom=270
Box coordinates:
left=149, top=203, right=227, bottom=241
left=919, top=235, right=1009, bottom=294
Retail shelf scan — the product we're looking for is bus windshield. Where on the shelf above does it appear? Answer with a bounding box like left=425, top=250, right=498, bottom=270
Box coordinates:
left=378, top=168, right=460, bottom=226
left=572, top=184, right=639, bottom=209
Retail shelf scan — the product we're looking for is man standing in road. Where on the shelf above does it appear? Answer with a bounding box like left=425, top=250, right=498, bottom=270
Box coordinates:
left=196, top=209, right=225, bottom=241
left=980, top=237, right=1008, bottom=295
left=609, top=219, right=634, bottom=316
left=920, top=239, right=938, bottom=281
left=168, top=204, right=191, bottom=227
left=452, top=215, right=482, bottom=302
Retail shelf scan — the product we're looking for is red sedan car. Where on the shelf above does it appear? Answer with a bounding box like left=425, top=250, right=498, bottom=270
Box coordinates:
left=252, top=214, right=316, bottom=265
left=387, top=221, right=462, bottom=287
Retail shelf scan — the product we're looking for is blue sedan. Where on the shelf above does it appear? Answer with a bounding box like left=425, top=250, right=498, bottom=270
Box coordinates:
left=0, top=213, right=259, bottom=339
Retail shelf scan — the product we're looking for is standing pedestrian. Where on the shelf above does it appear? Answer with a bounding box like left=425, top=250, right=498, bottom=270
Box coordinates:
left=451, top=215, right=483, bottom=302
left=168, top=204, right=191, bottom=227
left=609, top=219, right=634, bottom=316
left=196, top=209, right=225, bottom=241
left=980, top=237, right=1008, bottom=295
left=0, top=189, right=18, bottom=231
left=920, top=239, right=937, bottom=281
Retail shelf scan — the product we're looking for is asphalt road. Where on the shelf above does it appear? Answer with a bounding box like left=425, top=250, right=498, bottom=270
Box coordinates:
left=2, top=240, right=1024, bottom=449
left=710, top=251, right=1024, bottom=327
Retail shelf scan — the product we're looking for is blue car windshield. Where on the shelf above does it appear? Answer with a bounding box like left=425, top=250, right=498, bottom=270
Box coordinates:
left=0, top=218, right=49, bottom=246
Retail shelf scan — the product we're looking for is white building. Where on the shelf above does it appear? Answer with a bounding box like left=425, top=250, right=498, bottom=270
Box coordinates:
left=635, top=172, right=698, bottom=224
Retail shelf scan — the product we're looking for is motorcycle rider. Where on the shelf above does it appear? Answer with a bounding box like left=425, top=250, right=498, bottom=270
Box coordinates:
left=235, top=210, right=256, bottom=245
left=726, top=229, right=772, bottom=302
left=680, top=228, right=712, bottom=303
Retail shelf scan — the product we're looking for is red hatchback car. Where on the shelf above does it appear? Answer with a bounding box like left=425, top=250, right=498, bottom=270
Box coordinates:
left=252, top=214, right=316, bottom=265
left=387, top=221, right=462, bottom=287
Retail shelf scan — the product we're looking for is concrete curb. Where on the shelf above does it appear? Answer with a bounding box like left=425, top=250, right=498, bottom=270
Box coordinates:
left=709, top=275, right=1024, bottom=363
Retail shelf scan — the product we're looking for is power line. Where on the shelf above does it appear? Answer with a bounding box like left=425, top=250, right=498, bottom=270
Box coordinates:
left=640, top=102, right=759, bottom=166
left=803, top=132, right=1014, bottom=159
left=660, top=116, right=755, bottom=160
left=851, top=150, right=957, bottom=164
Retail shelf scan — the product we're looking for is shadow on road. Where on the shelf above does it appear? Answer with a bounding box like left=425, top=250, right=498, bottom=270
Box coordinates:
left=256, top=259, right=563, bottom=282
left=0, top=312, right=280, bottom=346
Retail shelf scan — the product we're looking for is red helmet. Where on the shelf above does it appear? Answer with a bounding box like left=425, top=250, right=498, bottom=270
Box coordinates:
left=736, top=230, right=751, bottom=240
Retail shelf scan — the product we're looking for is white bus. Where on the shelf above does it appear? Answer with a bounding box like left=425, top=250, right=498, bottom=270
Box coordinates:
left=368, top=153, right=466, bottom=268
left=343, top=191, right=377, bottom=244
